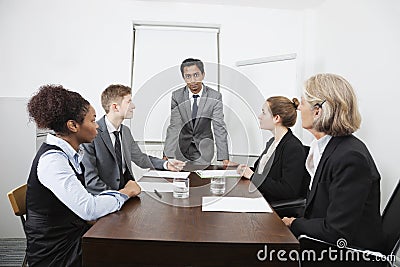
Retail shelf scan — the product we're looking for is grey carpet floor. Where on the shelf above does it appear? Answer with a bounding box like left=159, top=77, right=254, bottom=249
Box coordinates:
left=0, top=238, right=26, bottom=267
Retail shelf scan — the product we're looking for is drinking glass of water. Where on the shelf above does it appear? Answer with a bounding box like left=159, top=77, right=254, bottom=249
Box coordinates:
left=173, top=177, right=189, bottom=198
left=210, top=177, right=226, bottom=195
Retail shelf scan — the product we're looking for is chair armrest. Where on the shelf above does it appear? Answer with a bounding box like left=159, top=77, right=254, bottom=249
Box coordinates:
left=269, top=198, right=306, bottom=218
left=298, top=234, right=394, bottom=265
left=298, top=234, right=336, bottom=246
left=270, top=198, right=306, bottom=209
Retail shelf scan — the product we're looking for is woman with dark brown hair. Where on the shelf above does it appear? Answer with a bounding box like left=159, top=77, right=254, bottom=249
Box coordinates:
left=237, top=96, right=308, bottom=202
left=25, top=85, right=141, bottom=266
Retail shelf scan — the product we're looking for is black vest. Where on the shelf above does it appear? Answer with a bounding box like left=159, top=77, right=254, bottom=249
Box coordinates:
left=26, top=143, right=85, bottom=223
left=25, top=143, right=89, bottom=267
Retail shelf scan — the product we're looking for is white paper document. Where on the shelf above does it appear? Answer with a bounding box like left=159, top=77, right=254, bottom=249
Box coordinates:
left=143, top=170, right=190, bottom=179
left=137, top=182, right=174, bottom=192
left=202, top=197, right=272, bottom=213
left=195, top=170, right=241, bottom=178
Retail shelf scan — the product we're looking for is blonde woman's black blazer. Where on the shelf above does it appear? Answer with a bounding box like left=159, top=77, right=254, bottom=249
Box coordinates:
left=291, top=135, right=384, bottom=251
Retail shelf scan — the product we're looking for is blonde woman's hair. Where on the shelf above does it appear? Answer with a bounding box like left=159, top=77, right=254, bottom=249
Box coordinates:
left=304, top=73, right=361, bottom=136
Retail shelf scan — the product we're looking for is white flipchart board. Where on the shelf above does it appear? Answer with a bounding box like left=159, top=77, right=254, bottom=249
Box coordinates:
left=130, top=22, right=219, bottom=144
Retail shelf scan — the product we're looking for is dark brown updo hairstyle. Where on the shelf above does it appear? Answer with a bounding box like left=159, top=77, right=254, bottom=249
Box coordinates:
left=266, top=96, right=299, bottom=128
left=27, top=84, right=90, bottom=135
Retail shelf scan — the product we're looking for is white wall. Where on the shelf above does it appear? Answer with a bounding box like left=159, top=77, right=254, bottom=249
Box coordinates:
left=305, top=0, right=400, bottom=209
left=0, top=0, right=304, bottom=116
left=0, top=0, right=305, bottom=237
left=0, top=98, right=36, bottom=238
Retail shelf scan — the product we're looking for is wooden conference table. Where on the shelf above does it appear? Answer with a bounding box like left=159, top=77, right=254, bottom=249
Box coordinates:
left=82, top=165, right=299, bottom=266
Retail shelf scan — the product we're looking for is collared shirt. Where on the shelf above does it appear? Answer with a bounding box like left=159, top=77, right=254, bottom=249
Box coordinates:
left=257, top=137, right=282, bottom=174
left=37, top=134, right=129, bottom=221
left=306, top=134, right=332, bottom=190
left=104, top=116, right=127, bottom=173
left=105, top=116, right=168, bottom=170
left=188, top=84, right=203, bottom=111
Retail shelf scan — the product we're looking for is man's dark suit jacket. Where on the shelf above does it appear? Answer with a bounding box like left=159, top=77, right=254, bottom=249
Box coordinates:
left=164, top=85, right=228, bottom=163
left=291, top=135, right=384, bottom=251
left=251, top=129, right=308, bottom=202
left=82, top=116, right=165, bottom=195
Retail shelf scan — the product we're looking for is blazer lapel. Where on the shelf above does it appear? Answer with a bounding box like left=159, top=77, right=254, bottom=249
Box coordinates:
left=254, top=138, right=274, bottom=171
left=182, top=88, right=193, bottom=129
left=98, top=116, right=117, bottom=160
left=194, top=85, right=208, bottom=129
left=259, top=130, right=292, bottom=173
left=306, top=137, right=341, bottom=208
left=270, top=130, right=292, bottom=167
left=260, top=150, right=276, bottom=175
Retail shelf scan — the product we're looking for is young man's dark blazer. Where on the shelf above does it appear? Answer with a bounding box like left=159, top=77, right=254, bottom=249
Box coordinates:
left=82, top=116, right=165, bottom=195
left=251, top=128, right=307, bottom=202
left=290, top=134, right=384, bottom=251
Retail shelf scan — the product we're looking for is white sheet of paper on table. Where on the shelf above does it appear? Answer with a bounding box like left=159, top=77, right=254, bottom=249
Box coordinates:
left=195, top=170, right=241, bottom=178
left=137, top=182, right=174, bottom=192
left=202, top=196, right=272, bottom=213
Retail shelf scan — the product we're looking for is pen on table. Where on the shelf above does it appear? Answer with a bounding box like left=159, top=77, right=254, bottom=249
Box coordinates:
left=154, top=189, right=162, bottom=199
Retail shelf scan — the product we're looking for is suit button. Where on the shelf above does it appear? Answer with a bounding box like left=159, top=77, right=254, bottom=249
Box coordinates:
left=116, top=179, right=120, bottom=181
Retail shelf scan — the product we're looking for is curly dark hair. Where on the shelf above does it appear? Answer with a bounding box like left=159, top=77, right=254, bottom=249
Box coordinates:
left=27, top=84, right=90, bottom=134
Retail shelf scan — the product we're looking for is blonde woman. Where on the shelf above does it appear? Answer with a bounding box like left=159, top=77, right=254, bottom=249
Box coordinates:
left=282, top=74, right=383, bottom=252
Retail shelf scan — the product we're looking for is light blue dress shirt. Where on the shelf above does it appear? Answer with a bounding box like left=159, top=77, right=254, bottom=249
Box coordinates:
left=37, top=134, right=129, bottom=221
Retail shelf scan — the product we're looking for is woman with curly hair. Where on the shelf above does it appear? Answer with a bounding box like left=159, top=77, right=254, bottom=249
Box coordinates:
left=25, top=85, right=141, bottom=267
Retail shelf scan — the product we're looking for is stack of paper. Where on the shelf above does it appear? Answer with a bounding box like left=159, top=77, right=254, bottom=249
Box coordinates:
left=195, top=169, right=241, bottom=178
left=202, top=196, right=272, bottom=213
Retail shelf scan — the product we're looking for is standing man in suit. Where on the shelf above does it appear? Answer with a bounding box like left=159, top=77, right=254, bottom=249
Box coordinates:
left=164, top=58, right=234, bottom=166
left=83, top=84, right=185, bottom=195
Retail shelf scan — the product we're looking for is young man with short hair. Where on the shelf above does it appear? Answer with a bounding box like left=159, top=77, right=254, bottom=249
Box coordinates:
left=83, top=84, right=184, bottom=195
